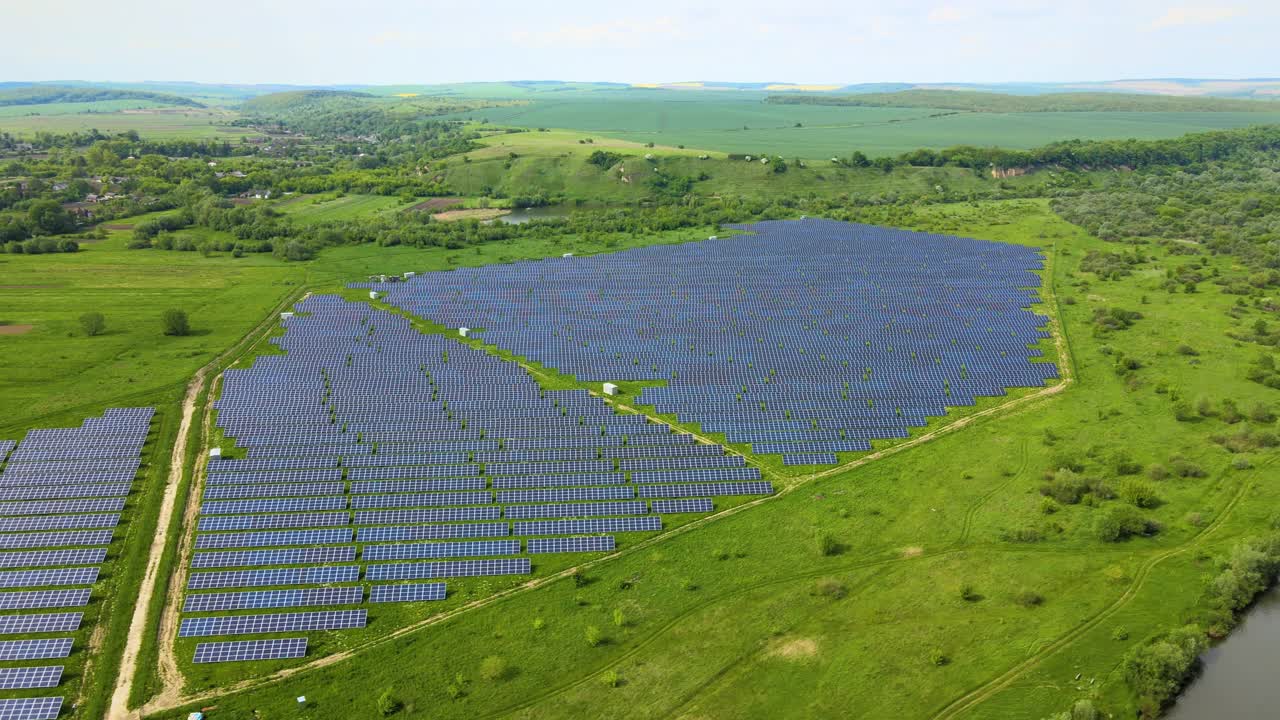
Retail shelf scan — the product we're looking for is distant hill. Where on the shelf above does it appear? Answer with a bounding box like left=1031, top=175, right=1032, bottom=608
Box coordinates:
left=240, top=89, right=376, bottom=114
left=765, top=89, right=1280, bottom=112
left=0, top=84, right=204, bottom=108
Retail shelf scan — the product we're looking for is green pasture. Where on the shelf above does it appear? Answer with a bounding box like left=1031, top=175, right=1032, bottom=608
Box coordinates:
left=454, top=96, right=1280, bottom=157
left=0, top=108, right=258, bottom=140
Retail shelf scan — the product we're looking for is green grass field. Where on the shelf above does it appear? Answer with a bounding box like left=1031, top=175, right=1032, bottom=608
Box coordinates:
left=276, top=194, right=424, bottom=223
left=0, top=107, right=259, bottom=139
left=453, top=96, right=1280, bottom=158
left=139, top=198, right=1280, bottom=719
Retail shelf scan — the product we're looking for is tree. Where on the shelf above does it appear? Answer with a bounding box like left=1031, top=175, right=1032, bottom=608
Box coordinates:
left=161, top=309, right=190, bottom=336
left=79, top=312, right=105, bottom=337
left=26, top=200, right=75, bottom=236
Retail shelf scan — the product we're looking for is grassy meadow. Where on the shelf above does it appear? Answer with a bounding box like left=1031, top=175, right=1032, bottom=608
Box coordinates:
left=452, top=94, right=1280, bottom=158
left=147, top=198, right=1280, bottom=719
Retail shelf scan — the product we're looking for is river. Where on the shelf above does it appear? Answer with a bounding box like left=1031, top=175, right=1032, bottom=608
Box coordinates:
left=1165, top=588, right=1280, bottom=719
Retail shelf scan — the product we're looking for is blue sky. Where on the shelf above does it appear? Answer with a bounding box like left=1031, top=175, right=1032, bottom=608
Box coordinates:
left=3, top=1, right=1276, bottom=85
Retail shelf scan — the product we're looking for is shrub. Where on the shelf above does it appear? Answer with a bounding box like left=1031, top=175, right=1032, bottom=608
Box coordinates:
left=958, top=584, right=980, bottom=602
left=1070, top=699, right=1100, bottom=720
left=376, top=690, right=402, bottom=715
left=1170, top=457, right=1206, bottom=478
left=585, top=625, right=603, bottom=647
left=600, top=669, right=620, bottom=688
left=571, top=570, right=588, bottom=588
left=1015, top=589, right=1044, bottom=607
left=1112, top=627, right=1130, bottom=641
left=813, top=578, right=847, bottom=599
left=815, top=530, right=839, bottom=556
left=79, top=312, right=105, bottom=337
left=929, top=649, right=949, bottom=666
left=612, top=608, right=626, bottom=627
left=532, top=617, right=545, bottom=631
left=1249, top=403, right=1276, bottom=423
left=1172, top=401, right=1197, bottom=422
left=161, top=308, right=189, bottom=336
left=1147, top=463, right=1169, bottom=481
left=1096, top=505, right=1157, bottom=542
left=1001, top=526, right=1045, bottom=543
left=1231, top=456, right=1252, bottom=470
left=1120, top=479, right=1160, bottom=508
left=479, top=655, right=510, bottom=681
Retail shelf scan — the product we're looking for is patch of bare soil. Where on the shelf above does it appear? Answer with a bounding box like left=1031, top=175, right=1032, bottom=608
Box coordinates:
left=433, top=208, right=510, bottom=222
left=901, top=546, right=924, bottom=558
left=0, top=324, right=33, bottom=335
left=768, top=637, right=819, bottom=660
left=407, top=196, right=464, bottom=213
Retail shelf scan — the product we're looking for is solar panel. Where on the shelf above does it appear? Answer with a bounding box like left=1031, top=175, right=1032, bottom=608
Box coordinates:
left=355, top=523, right=509, bottom=543
left=193, top=638, right=308, bottom=664
left=527, top=536, right=616, bottom=554
left=187, top=566, right=360, bottom=591
left=0, top=549, right=107, bottom=569
left=191, top=546, right=356, bottom=570
left=202, top=482, right=345, bottom=500
left=0, top=638, right=73, bottom=661
left=0, top=697, right=63, bottom=720
left=200, top=497, right=347, bottom=515
left=513, top=516, right=661, bottom=536
left=193, top=528, right=353, bottom=550
left=0, top=589, right=90, bottom=610
left=651, top=498, right=714, bottom=514
left=361, top=540, right=521, bottom=561
left=0, top=666, right=63, bottom=690
left=0, top=530, right=113, bottom=549
left=352, top=507, right=500, bottom=525
left=503, top=501, right=645, bottom=520
left=0, top=484, right=130, bottom=501
left=0, top=613, right=82, bottom=635
left=636, top=482, right=773, bottom=498
left=349, top=491, right=491, bottom=509
left=178, top=610, right=367, bottom=637
left=365, top=558, right=530, bottom=581
left=0, top=567, right=99, bottom=589
left=184, top=586, right=363, bottom=613
left=369, top=583, right=446, bottom=603
left=0, top=498, right=125, bottom=516
left=196, top=512, right=350, bottom=532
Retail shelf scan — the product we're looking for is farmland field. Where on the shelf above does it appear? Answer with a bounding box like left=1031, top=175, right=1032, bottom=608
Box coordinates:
left=277, top=194, right=424, bottom=224
left=454, top=96, right=1280, bottom=157
left=0, top=107, right=258, bottom=139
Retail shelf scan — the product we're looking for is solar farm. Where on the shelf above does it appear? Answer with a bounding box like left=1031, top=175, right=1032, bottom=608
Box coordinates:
left=156, top=219, right=1058, bottom=676
left=0, top=408, right=153, bottom=719
left=362, top=219, right=1057, bottom=465
left=178, top=293, right=774, bottom=666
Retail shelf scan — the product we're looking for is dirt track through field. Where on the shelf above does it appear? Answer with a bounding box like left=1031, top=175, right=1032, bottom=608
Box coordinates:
left=109, top=289, right=306, bottom=719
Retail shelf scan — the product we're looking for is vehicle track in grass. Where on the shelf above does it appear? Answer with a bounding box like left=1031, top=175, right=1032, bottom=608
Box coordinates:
left=111, top=288, right=306, bottom=719
left=928, top=456, right=1268, bottom=720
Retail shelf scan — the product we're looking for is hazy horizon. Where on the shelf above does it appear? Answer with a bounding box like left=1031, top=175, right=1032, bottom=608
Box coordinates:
left=4, top=1, right=1277, bottom=86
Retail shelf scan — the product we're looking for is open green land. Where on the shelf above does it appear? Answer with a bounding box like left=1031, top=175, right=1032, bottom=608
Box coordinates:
left=450, top=94, right=1280, bottom=158
left=0, top=108, right=258, bottom=140
left=151, top=198, right=1280, bottom=720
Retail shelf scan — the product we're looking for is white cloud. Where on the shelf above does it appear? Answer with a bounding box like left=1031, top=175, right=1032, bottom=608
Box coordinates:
left=1150, top=5, right=1243, bottom=28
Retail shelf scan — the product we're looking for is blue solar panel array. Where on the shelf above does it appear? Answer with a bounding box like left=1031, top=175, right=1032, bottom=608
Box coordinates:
left=174, top=292, right=771, bottom=658
left=360, top=219, right=1056, bottom=462
left=0, top=407, right=153, bottom=699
